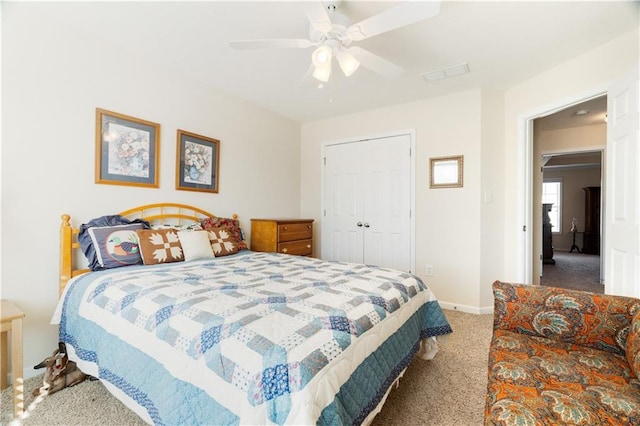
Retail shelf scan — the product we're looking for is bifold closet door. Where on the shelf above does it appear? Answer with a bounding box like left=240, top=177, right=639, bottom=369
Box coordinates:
left=322, top=134, right=411, bottom=272
left=322, top=141, right=365, bottom=264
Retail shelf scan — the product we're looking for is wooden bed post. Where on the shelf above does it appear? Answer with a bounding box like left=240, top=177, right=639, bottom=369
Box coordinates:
left=60, top=214, right=72, bottom=296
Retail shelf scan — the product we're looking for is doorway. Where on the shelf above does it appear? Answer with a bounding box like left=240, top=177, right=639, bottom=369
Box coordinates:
left=539, top=152, right=604, bottom=293
left=531, top=96, right=607, bottom=292
left=517, top=67, right=639, bottom=297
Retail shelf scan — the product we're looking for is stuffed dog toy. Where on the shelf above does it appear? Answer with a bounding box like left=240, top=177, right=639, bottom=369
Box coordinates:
left=32, top=342, right=88, bottom=396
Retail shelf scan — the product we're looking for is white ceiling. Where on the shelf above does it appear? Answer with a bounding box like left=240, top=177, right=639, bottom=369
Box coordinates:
left=25, top=1, right=639, bottom=123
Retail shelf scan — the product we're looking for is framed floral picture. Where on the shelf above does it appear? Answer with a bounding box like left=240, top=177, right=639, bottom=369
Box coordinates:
left=176, top=130, right=219, bottom=193
left=95, top=108, right=160, bottom=188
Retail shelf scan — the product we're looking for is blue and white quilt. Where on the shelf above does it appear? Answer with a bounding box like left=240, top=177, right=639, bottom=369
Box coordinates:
left=53, top=251, right=452, bottom=425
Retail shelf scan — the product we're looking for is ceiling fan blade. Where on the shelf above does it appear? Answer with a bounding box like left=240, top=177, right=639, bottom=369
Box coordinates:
left=229, top=39, right=315, bottom=49
left=304, top=2, right=333, bottom=33
left=347, top=1, right=441, bottom=41
left=349, top=47, right=404, bottom=79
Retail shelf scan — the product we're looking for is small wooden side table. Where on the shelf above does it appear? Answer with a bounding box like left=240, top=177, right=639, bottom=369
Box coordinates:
left=1, top=300, right=25, bottom=418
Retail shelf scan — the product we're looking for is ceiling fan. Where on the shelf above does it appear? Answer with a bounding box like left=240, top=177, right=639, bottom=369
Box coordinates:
left=229, top=0, right=441, bottom=83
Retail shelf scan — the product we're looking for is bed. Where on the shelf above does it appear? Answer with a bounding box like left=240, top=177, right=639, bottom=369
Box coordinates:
left=52, top=203, right=452, bottom=425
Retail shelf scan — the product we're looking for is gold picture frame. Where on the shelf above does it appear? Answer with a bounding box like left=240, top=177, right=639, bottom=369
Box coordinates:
left=430, top=155, right=463, bottom=188
left=95, top=108, right=160, bottom=188
left=175, top=130, right=220, bottom=193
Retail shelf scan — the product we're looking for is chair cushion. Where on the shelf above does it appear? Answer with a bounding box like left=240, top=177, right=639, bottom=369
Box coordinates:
left=627, top=311, right=640, bottom=380
left=485, top=329, right=640, bottom=425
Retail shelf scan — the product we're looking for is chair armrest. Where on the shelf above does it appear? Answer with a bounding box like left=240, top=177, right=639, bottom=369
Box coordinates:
left=492, top=280, right=640, bottom=355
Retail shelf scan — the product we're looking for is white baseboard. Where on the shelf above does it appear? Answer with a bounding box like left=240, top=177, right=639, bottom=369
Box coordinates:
left=439, top=301, right=494, bottom=315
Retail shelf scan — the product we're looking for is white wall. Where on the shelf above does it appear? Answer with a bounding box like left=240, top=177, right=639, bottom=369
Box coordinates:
left=480, top=89, right=506, bottom=308
left=503, top=28, right=639, bottom=282
left=301, top=89, right=496, bottom=313
left=1, top=4, right=301, bottom=378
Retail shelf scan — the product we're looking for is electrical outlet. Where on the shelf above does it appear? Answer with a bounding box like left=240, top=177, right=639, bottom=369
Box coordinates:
left=425, top=264, right=434, bottom=276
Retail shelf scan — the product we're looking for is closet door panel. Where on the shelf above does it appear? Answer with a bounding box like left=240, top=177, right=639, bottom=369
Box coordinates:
left=362, top=135, right=411, bottom=272
left=322, top=143, right=365, bottom=263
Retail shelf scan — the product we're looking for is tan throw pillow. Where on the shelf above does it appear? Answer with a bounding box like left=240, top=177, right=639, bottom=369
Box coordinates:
left=136, top=229, right=184, bottom=265
left=207, top=227, right=240, bottom=257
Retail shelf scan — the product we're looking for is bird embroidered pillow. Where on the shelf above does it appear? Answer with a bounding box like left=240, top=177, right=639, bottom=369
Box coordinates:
left=87, top=223, right=145, bottom=269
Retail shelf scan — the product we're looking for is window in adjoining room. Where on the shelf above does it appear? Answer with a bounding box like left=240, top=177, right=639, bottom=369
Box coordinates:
left=542, top=179, right=562, bottom=234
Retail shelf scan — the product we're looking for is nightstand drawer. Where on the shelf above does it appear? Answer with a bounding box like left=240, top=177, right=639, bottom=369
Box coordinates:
left=278, top=223, right=313, bottom=242
left=277, top=239, right=313, bottom=256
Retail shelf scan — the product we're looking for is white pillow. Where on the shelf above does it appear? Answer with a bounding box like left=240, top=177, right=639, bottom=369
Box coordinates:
left=177, top=230, right=215, bottom=261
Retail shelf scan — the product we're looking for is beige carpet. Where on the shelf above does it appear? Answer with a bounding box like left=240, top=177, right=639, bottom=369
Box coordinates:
left=1, top=310, right=493, bottom=426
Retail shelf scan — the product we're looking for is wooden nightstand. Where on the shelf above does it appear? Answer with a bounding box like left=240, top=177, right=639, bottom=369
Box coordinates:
left=1, top=300, right=25, bottom=418
left=251, top=219, right=314, bottom=256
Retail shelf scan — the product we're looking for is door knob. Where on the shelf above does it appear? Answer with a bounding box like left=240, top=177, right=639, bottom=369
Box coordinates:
left=364, top=223, right=370, bottom=228
left=357, top=222, right=363, bottom=227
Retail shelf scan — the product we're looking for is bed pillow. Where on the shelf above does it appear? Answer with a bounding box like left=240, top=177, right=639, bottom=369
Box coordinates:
left=177, top=230, right=215, bottom=261
left=87, top=223, right=145, bottom=270
left=201, top=217, right=247, bottom=250
left=136, top=229, right=184, bottom=265
left=151, top=223, right=203, bottom=231
left=207, top=227, right=240, bottom=257
left=78, top=215, right=150, bottom=271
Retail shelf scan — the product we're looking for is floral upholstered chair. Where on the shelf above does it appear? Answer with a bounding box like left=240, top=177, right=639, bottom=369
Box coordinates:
left=485, top=281, right=640, bottom=425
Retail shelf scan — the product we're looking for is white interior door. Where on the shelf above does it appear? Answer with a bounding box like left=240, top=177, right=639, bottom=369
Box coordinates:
left=362, top=135, right=411, bottom=271
left=322, top=133, right=412, bottom=272
left=605, top=65, right=640, bottom=297
left=322, top=142, right=364, bottom=264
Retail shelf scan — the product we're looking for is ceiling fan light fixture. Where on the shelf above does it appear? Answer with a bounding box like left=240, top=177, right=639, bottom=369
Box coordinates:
left=336, top=49, right=360, bottom=77
left=312, top=45, right=333, bottom=67
left=313, top=64, right=332, bottom=82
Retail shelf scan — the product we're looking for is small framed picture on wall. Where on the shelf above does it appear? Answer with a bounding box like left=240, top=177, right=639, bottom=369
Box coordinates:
left=176, top=130, right=220, bottom=193
left=430, top=155, right=463, bottom=188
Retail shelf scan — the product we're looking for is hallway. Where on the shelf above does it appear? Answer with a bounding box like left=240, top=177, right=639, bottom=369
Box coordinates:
left=540, top=250, right=603, bottom=293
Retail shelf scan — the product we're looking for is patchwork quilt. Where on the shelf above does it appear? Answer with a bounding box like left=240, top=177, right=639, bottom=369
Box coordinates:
left=54, top=251, right=452, bottom=425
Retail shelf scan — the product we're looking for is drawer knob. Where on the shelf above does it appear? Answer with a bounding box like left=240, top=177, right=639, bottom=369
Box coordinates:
left=282, top=248, right=288, bottom=253
left=306, top=244, right=311, bottom=249
left=307, top=225, right=311, bottom=229
left=283, top=226, right=288, bottom=230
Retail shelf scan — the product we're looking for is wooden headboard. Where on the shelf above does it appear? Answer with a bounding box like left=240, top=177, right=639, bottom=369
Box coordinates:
left=59, top=203, right=236, bottom=296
